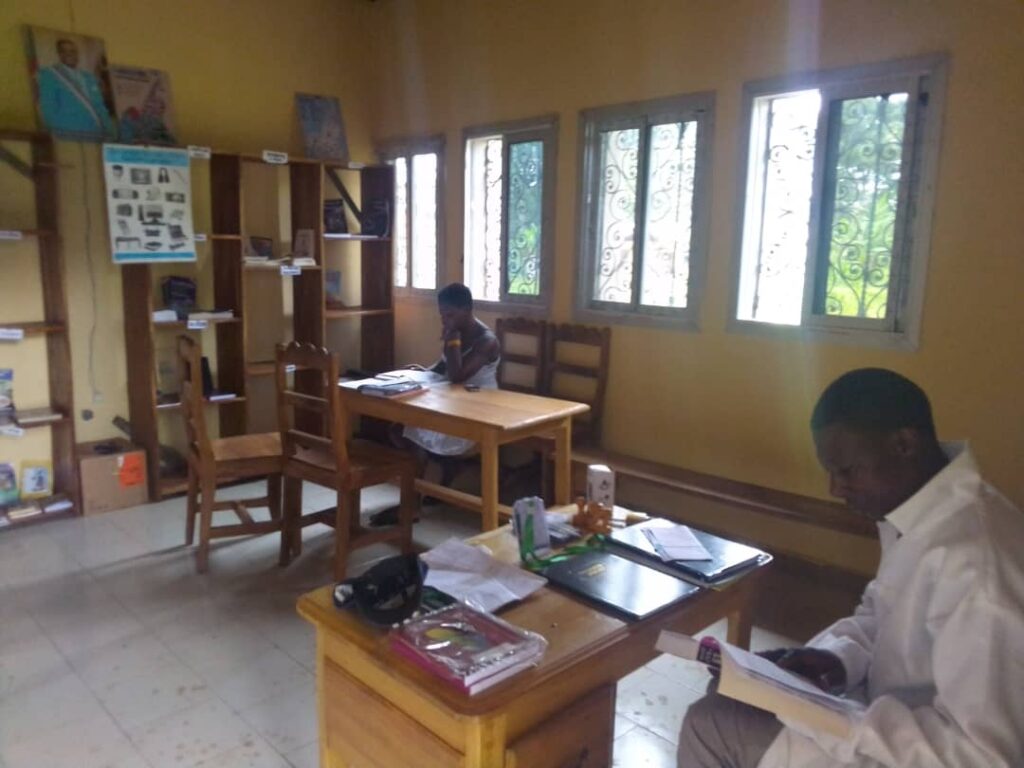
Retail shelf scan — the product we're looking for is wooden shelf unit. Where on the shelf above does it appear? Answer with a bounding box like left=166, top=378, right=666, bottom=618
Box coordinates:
left=0, top=130, right=79, bottom=526
left=122, top=151, right=395, bottom=500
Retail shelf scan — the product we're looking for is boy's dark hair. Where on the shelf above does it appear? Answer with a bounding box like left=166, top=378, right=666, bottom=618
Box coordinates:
left=811, top=368, right=936, bottom=439
left=437, top=282, right=473, bottom=310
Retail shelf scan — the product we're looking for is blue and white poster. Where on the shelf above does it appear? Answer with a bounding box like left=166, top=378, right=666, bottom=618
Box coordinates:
left=102, top=144, right=196, bottom=263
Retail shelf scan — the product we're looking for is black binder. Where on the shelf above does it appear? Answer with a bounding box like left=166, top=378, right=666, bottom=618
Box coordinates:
left=542, top=550, right=700, bottom=621
left=607, top=518, right=769, bottom=584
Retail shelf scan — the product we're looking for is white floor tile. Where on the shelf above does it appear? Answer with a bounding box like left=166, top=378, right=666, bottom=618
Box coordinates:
left=207, top=647, right=312, bottom=711
left=0, top=671, right=101, bottom=746
left=161, top=618, right=276, bottom=680
left=1, top=712, right=149, bottom=768
left=196, top=738, right=292, bottom=768
left=283, top=741, right=319, bottom=768
left=126, top=698, right=259, bottom=768
left=613, top=725, right=678, bottom=768
left=90, top=656, right=212, bottom=731
left=237, top=678, right=317, bottom=755
left=0, top=631, right=71, bottom=700
left=616, top=666, right=703, bottom=744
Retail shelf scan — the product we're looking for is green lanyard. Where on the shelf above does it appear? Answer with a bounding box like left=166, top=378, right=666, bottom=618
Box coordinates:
left=518, top=514, right=607, bottom=572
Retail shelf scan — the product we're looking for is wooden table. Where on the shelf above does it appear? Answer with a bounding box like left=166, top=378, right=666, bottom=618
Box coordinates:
left=338, top=383, right=589, bottom=530
left=297, top=525, right=770, bottom=768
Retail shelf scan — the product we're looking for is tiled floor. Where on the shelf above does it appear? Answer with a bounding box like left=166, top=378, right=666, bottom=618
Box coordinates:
left=0, top=481, right=795, bottom=767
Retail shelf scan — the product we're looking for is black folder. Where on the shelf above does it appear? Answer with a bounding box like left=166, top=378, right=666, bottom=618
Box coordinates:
left=607, top=518, right=769, bottom=584
left=542, top=549, right=700, bottom=621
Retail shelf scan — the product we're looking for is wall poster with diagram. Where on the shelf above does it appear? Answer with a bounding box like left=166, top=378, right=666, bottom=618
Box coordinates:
left=103, top=143, right=196, bottom=263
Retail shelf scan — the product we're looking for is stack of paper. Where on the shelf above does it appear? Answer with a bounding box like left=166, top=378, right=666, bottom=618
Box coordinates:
left=420, top=538, right=546, bottom=612
left=642, top=525, right=713, bottom=561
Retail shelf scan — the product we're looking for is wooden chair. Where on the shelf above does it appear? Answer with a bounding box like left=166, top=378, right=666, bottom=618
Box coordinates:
left=178, top=336, right=283, bottom=573
left=495, top=317, right=548, bottom=394
left=275, top=341, right=418, bottom=580
left=545, top=323, right=612, bottom=447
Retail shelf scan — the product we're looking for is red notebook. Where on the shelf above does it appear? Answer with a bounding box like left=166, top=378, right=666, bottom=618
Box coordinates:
left=390, top=604, right=547, bottom=695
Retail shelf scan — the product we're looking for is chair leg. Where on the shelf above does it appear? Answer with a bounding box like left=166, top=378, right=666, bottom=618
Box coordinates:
left=398, top=473, right=416, bottom=554
left=268, top=474, right=283, bottom=522
left=348, top=489, right=361, bottom=534
left=280, top=475, right=302, bottom=566
left=196, top=475, right=216, bottom=574
left=333, top=488, right=354, bottom=582
left=185, top=467, right=198, bottom=546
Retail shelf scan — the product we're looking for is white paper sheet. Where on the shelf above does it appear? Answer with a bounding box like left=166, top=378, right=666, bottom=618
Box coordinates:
left=421, top=538, right=546, bottom=612
left=339, top=369, right=445, bottom=389
left=643, top=525, right=713, bottom=561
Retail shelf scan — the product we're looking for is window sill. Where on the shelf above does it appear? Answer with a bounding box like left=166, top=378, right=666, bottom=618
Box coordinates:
left=573, top=305, right=700, bottom=331
left=472, top=300, right=551, bottom=320
left=394, top=288, right=439, bottom=304
left=726, top=318, right=919, bottom=350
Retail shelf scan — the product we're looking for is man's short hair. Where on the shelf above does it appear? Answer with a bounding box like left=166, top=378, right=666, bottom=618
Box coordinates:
left=437, top=282, right=473, bottom=310
left=56, top=38, right=75, bottom=49
left=811, top=368, right=936, bottom=439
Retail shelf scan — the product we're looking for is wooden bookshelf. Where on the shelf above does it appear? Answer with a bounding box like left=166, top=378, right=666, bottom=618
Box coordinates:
left=122, top=150, right=396, bottom=499
left=0, top=130, right=79, bottom=527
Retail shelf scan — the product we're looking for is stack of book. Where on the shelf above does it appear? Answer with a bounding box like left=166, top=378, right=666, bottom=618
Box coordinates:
left=390, top=604, right=547, bottom=695
left=14, top=407, right=63, bottom=427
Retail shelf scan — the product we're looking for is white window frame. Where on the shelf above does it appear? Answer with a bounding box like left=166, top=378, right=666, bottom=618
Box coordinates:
left=574, top=92, right=715, bottom=330
left=729, top=55, right=948, bottom=349
left=462, top=115, right=558, bottom=313
left=379, top=134, right=445, bottom=297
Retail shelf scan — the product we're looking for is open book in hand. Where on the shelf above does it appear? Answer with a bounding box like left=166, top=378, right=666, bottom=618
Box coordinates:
left=657, top=631, right=865, bottom=739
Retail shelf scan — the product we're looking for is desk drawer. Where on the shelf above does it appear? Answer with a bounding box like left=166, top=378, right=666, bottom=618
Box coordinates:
left=505, top=684, right=614, bottom=768
left=324, top=659, right=464, bottom=768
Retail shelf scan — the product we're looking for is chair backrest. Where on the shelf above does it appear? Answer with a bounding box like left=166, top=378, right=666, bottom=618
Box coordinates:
left=274, top=341, right=348, bottom=471
left=176, top=334, right=213, bottom=465
left=545, top=323, right=611, bottom=445
left=495, top=317, right=548, bottom=394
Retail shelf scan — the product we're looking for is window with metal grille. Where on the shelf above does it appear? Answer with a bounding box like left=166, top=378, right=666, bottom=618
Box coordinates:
left=733, top=56, right=947, bottom=346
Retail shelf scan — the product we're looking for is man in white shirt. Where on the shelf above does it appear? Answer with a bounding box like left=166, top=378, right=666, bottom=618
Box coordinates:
left=677, top=368, right=1024, bottom=768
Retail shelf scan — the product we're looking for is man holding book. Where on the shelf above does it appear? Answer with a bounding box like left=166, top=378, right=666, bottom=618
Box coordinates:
left=677, top=368, right=1024, bottom=768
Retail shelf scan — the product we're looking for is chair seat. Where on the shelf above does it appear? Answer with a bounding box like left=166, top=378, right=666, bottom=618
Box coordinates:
left=292, top=439, right=416, bottom=484
left=212, top=432, right=282, bottom=462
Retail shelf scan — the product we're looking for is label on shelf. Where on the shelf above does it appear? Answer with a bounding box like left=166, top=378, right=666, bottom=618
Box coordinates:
left=194, top=233, right=208, bottom=242
left=186, top=319, right=209, bottom=330
left=0, top=425, right=25, bottom=438
left=0, top=328, right=25, bottom=341
left=0, top=230, right=24, bottom=241
left=262, top=150, right=289, bottom=165
left=280, top=265, right=301, bottom=277
left=285, top=364, right=297, bottom=374
left=188, top=145, right=212, bottom=159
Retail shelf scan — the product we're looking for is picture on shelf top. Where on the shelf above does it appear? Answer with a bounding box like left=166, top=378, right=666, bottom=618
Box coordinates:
left=296, top=93, right=349, bottom=163
left=103, top=144, right=196, bottom=263
left=110, top=66, right=177, bottom=145
left=26, top=26, right=117, bottom=141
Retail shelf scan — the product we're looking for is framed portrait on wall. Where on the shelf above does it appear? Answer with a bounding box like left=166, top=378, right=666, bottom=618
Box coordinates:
left=296, top=93, right=349, bottom=163
left=25, top=26, right=116, bottom=141
left=109, top=66, right=177, bottom=145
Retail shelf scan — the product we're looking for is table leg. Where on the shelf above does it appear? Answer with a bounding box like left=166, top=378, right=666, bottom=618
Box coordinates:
left=480, top=433, right=499, bottom=531
left=553, top=416, right=572, bottom=505
left=726, top=606, right=753, bottom=650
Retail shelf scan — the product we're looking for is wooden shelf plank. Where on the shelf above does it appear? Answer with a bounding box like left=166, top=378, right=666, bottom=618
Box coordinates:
left=156, top=395, right=247, bottom=411
left=1, top=507, right=76, bottom=532
left=325, top=307, right=393, bottom=319
left=0, top=228, right=57, bottom=239
left=323, top=233, right=391, bottom=242
left=243, top=264, right=323, bottom=272
left=1, top=321, right=66, bottom=336
left=153, top=317, right=240, bottom=330
left=15, top=414, right=70, bottom=430
left=210, top=234, right=243, bottom=241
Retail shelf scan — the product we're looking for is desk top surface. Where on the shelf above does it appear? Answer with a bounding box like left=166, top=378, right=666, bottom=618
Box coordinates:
left=297, top=524, right=768, bottom=715
left=338, top=382, right=589, bottom=432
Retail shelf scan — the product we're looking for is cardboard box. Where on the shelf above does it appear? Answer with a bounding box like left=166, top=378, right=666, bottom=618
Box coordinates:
left=78, top=438, right=149, bottom=515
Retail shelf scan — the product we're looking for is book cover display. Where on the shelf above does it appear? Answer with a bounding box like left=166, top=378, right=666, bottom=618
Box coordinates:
left=103, top=144, right=196, bottom=263
left=296, top=93, right=349, bottom=162
left=0, top=369, right=12, bottom=426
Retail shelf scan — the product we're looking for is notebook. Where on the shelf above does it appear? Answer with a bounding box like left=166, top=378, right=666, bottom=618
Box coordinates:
left=608, top=518, right=769, bottom=584
left=541, top=550, right=700, bottom=621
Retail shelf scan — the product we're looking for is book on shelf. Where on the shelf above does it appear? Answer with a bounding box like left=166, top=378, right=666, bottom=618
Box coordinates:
left=151, top=308, right=178, bottom=323
left=0, top=462, right=16, bottom=506
left=207, top=391, right=237, bottom=402
left=0, top=368, right=12, bottom=426
left=288, top=257, right=317, bottom=267
left=656, top=631, right=866, bottom=739
left=6, top=500, right=42, bottom=521
left=325, top=269, right=343, bottom=305
left=390, top=603, right=547, bottom=695
left=187, top=309, right=234, bottom=321
left=40, top=493, right=73, bottom=514
left=14, top=407, right=63, bottom=426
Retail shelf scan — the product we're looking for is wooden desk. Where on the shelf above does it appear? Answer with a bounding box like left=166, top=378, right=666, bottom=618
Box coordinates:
left=298, top=526, right=769, bottom=768
left=338, top=384, right=589, bottom=530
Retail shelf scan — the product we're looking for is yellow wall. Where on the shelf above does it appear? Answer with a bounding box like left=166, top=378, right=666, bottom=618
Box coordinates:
left=368, top=0, right=1024, bottom=507
left=2, top=0, right=1022, bottom=516
left=0, top=0, right=375, bottom=472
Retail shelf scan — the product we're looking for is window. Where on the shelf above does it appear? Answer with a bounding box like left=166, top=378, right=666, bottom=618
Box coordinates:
left=381, top=136, right=443, bottom=292
left=733, top=56, right=947, bottom=344
left=576, top=93, right=714, bottom=327
left=463, top=116, right=557, bottom=307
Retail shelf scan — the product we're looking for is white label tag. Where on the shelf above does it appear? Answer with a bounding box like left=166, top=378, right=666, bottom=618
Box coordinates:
left=262, top=150, right=288, bottom=165
left=0, top=230, right=23, bottom=241
left=194, top=233, right=207, bottom=242
left=0, top=425, right=25, bottom=438
left=187, top=319, right=208, bottom=330
left=285, top=364, right=297, bottom=374
left=188, top=145, right=212, bottom=159
left=280, top=265, right=301, bottom=277
left=0, top=328, right=25, bottom=341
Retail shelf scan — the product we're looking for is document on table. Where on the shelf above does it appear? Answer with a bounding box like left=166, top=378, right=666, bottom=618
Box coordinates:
left=421, top=538, right=546, bottom=612
left=339, top=369, right=445, bottom=390
left=642, top=525, right=713, bottom=562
